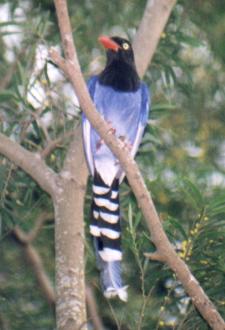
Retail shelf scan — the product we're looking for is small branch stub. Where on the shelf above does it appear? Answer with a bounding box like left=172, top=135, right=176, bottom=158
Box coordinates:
left=144, top=251, right=165, bottom=262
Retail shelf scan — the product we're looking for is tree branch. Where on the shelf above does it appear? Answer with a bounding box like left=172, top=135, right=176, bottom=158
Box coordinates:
left=52, top=0, right=225, bottom=329
left=12, top=212, right=53, bottom=243
left=0, top=133, right=57, bottom=196
left=133, top=0, right=177, bottom=78
left=13, top=226, right=55, bottom=306
left=41, top=131, right=75, bottom=159
left=13, top=221, right=105, bottom=330
left=53, top=125, right=88, bottom=330
left=0, top=49, right=25, bottom=91
left=144, top=251, right=165, bottom=262
left=86, top=286, right=104, bottom=330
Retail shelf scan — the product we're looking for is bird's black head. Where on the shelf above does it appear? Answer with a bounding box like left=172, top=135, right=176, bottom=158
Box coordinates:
left=100, top=36, right=135, bottom=67
left=98, top=35, right=140, bottom=92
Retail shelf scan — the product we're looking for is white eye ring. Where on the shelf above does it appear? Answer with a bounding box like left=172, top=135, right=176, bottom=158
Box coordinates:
left=123, top=43, right=129, bottom=50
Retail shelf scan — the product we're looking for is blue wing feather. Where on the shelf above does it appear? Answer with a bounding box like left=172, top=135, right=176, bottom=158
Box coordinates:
left=118, top=83, right=150, bottom=182
left=82, top=77, right=150, bottom=185
left=87, top=75, right=98, bottom=98
left=82, top=76, right=98, bottom=175
left=140, top=83, right=151, bottom=125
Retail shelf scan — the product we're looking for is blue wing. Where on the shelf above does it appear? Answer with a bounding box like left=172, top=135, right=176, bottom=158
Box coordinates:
left=120, top=83, right=150, bottom=181
left=82, top=76, right=98, bottom=176
left=82, top=77, right=150, bottom=185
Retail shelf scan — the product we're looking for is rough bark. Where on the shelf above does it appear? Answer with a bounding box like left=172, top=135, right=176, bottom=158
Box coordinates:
left=53, top=127, right=88, bottom=330
left=52, top=1, right=225, bottom=329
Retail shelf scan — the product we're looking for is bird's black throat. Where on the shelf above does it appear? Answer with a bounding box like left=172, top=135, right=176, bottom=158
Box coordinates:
left=99, top=60, right=140, bottom=92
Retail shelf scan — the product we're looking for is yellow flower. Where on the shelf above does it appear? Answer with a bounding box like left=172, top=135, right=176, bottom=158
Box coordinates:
left=178, top=251, right=185, bottom=258
left=200, top=260, right=208, bottom=265
left=181, top=240, right=188, bottom=251
left=41, top=79, right=48, bottom=86
left=44, top=100, right=50, bottom=107
left=50, top=154, right=56, bottom=162
left=167, top=320, right=176, bottom=326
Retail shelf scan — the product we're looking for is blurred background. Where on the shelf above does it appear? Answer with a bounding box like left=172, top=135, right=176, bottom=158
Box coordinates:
left=0, top=0, right=225, bottom=329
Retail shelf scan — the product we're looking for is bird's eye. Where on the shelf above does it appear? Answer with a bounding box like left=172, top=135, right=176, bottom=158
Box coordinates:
left=122, top=42, right=130, bottom=50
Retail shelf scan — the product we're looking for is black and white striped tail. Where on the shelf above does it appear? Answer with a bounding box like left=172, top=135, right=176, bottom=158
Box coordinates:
left=90, top=171, right=128, bottom=301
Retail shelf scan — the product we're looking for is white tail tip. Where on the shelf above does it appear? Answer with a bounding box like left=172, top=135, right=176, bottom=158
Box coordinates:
left=104, top=286, right=128, bottom=302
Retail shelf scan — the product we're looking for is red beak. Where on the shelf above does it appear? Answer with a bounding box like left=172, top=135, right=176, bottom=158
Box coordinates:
left=98, top=35, right=121, bottom=52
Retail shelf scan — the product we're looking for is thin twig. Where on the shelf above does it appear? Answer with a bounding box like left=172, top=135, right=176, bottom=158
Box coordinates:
left=144, top=252, right=165, bottom=262
left=41, top=130, right=75, bottom=158
left=12, top=224, right=55, bottom=305
left=29, top=212, right=53, bottom=242
left=86, top=285, right=104, bottom=330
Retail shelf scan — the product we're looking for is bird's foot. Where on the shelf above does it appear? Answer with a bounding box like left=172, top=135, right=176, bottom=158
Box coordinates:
left=96, top=139, right=104, bottom=150
left=106, top=120, right=116, bottom=135
left=119, top=135, right=132, bottom=152
left=96, top=121, right=116, bottom=150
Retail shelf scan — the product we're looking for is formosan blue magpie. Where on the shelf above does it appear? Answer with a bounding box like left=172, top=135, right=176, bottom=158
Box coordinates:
left=82, top=35, right=150, bottom=301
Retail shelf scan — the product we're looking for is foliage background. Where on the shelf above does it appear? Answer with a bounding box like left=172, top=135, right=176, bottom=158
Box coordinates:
left=0, top=0, right=225, bottom=329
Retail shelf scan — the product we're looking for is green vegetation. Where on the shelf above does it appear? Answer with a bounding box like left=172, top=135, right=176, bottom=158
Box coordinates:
left=0, top=0, right=225, bottom=329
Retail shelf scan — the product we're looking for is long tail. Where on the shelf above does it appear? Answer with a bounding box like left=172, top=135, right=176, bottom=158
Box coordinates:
left=90, top=171, right=128, bottom=302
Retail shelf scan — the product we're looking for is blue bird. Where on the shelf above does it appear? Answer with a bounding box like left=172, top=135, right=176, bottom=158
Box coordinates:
left=82, top=35, right=150, bottom=301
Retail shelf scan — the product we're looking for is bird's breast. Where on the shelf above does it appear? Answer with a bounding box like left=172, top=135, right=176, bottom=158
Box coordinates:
left=94, top=83, right=142, bottom=135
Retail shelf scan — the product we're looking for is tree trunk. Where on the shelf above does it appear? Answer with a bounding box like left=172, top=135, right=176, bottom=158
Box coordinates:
left=54, top=129, right=88, bottom=330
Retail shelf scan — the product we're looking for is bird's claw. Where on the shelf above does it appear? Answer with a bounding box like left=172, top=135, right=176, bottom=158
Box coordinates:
left=106, top=120, right=116, bottom=135
left=96, top=139, right=104, bottom=150
left=119, top=135, right=132, bottom=152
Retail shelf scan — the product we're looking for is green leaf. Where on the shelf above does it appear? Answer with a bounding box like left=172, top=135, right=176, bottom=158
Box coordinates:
left=207, top=194, right=225, bottom=217
left=0, top=91, right=17, bottom=102
left=151, top=103, right=177, bottom=111
left=178, top=177, right=204, bottom=211
left=128, top=202, right=133, bottom=232
left=167, top=216, right=188, bottom=240
left=179, top=33, right=203, bottom=47
left=0, top=21, right=21, bottom=27
left=17, top=61, right=28, bottom=89
left=134, top=211, right=142, bottom=230
left=32, top=120, right=41, bottom=138
left=44, top=62, right=51, bottom=86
